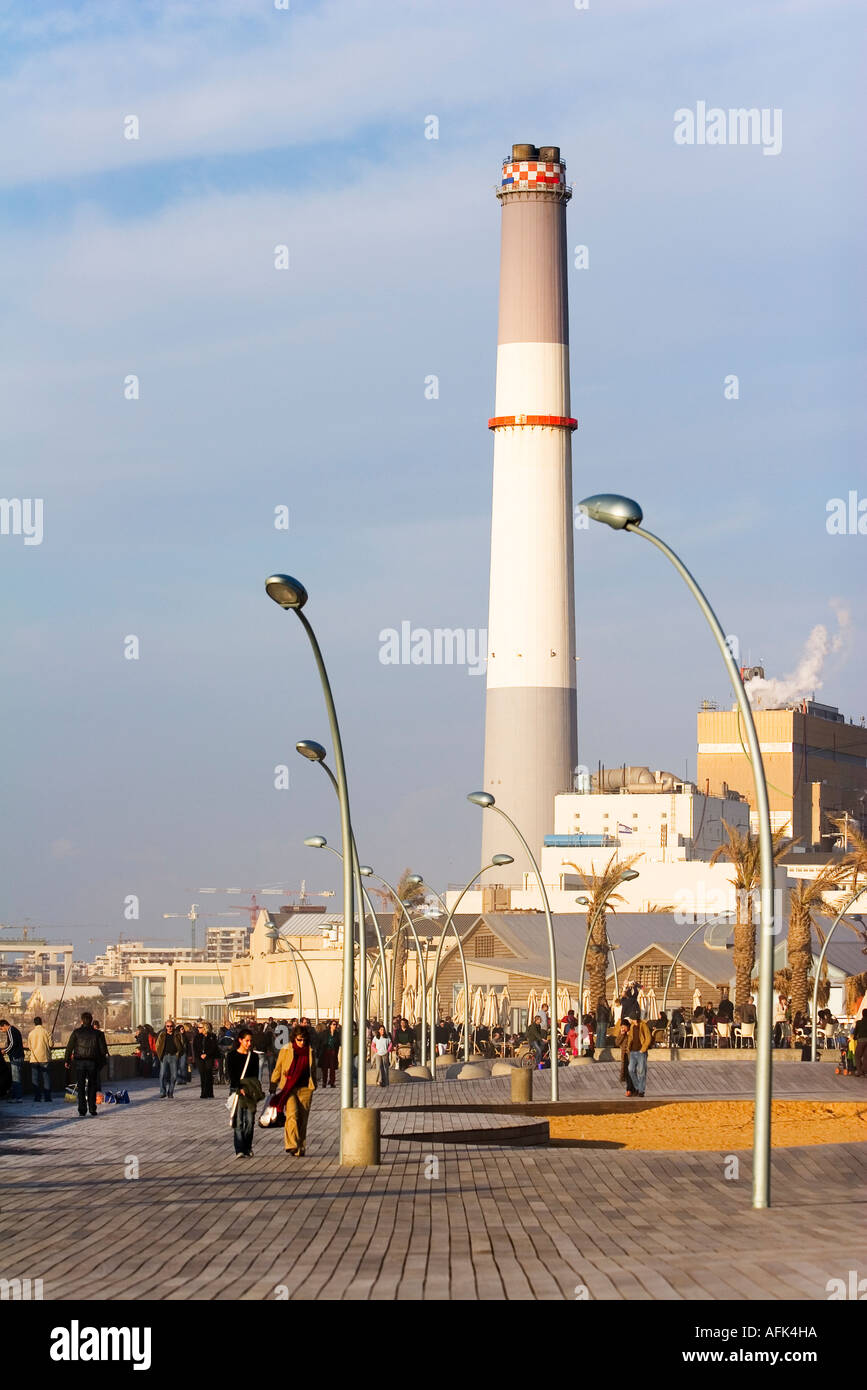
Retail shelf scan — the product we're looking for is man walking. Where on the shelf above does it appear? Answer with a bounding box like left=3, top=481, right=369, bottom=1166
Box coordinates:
left=624, top=1015, right=652, bottom=1097
left=26, top=1015, right=54, bottom=1101
left=525, top=1014, right=547, bottom=1068
left=0, top=1019, right=26, bottom=1102
left=64, top=1011, right=108, bottom=1116
left=155, top=1019, right=181, bottom=1097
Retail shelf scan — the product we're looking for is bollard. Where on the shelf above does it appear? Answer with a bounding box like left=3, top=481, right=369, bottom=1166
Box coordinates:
left=511, top=1067, right=532, bottom=1103
left=340, top=1107, right=381, bottom=1166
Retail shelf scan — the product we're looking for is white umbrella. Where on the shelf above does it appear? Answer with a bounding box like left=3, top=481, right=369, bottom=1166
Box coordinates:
left=644, top=988, right=659, bottom=1019
left=453, top=987, right=466, bottom=1025
left=483, top=989, right=499, bottom=1028
left=471, top=987, right=485, bottom=1026
left=638, top=987, right=650, bottom=1019
left=557, top=986, right=571, bottom=1023
left=526, top=987, right=539, bottom=1021
left=400, top=986, right=416, bottom=1021
left=582, top=987, right=591, bottom=1015
left=499, top=985, right=512, bottom=1029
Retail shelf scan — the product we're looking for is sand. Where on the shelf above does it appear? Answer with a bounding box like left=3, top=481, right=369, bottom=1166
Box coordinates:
left=548, top=1100, right=867, bottom=1150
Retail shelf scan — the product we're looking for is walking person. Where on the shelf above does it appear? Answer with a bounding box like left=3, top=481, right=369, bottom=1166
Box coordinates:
left=26, top=1015, right=54, bottom=1102
left=525, top=1014, right=547, bottom=1068
left=271, top=1025, right=317, bottom=1157
left=197, top=1022, right=219, bottom=1098
left=0, top=1019, right=26, bottom=1103
left=624, top=1015, right=652, bottom=1097
left=175, top=1022, right=190, bottom=1084
left=595, top=998, right=612, bottom=1048
left=394, top=1017, right=415, bottom=1070
left=853, top=1010, right=867, bottom=1077
left=155, top=1019, right=181, bottom=1098
left=63, top=1011, right=108, bottom=1117
left=319, top=1020, right=340, bottom=1089
left=372, top=1025, right=392, bottom=1086
left=226, top=1027, right=261, bottom=1158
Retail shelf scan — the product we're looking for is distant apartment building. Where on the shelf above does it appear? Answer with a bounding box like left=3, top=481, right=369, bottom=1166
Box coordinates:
left=697, top=699, right=867, bottom=847
left=205, top=925, right=251, bottom=962
left=94, top=941, right=205, bottom=979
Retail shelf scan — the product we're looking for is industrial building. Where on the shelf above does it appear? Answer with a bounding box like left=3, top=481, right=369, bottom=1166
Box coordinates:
left=697, top=697, right=867, bottom=847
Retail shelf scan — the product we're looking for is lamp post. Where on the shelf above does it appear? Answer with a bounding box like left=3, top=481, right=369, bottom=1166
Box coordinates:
left=265, top=574, right=375, bottom=1165
left=578, top=496, right=776, bottom=1210
left=467, top=793, right=560, bottom=1101
left=264, top=927, right=321, bottom=1022
left=574, top=870, right=639, bottom=1056
left=304, top=836, right=388, bottom=1024
left=810, top=888, right=867, bottom=1062
left=661, top=923, right=708, bottom=1019
left=295, top=742, right=388, bottom=1104
left=366, top=871, right=432, bottom=1074
left=415, top=858, right=514, bottom=1065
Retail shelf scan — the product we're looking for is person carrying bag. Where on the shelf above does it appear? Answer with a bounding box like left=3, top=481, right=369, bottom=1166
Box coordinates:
left=226, top=1028, right=262, bottom=1158
left=270, top=1025, right=317, bottom=1157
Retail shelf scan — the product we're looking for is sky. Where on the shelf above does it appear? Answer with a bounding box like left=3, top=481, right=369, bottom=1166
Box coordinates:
left=0, top=0, right=864, bottom=957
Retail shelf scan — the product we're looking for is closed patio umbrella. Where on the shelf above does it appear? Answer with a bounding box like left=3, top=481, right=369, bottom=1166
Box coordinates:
left=557, top=986, right=571, bottom=1023
left=526, top=987, right=539, bottom=1022
left=400, top=986, right=416, bottom=1021
left=644, top=988, right=659, bottom=1019
left=471, top=987, right=485, bottom=1026
left=453, top=987, right=466, bottom=1026
left=499, top=985, right=512, bottom=1029
left=483, top=989, right=499, bottom=1029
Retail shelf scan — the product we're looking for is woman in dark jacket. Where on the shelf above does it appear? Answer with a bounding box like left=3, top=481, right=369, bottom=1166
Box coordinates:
left=319, top=1020, right=340, bottom=1088
left=226, top=1028, right=260, bottom=1157
left=197, top=1022, right=219, bottom=1098
left=393, top=1018, right=415, bottom=1070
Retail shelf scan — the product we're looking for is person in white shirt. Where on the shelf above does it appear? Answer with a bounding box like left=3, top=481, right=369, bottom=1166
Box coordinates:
left=371, top=1025, right=392, bottom=1087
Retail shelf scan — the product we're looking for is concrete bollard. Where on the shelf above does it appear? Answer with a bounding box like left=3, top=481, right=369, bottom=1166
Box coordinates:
left=340, top=1107, right=381, bottom=1166
left=511, top=1067, right=532, bottom=1103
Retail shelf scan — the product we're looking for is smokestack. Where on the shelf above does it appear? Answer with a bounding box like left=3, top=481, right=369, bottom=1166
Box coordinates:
left=481, top=143, right=578, bottom=880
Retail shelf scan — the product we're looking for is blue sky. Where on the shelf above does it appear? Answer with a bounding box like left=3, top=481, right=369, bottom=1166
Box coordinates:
left=0, top=0, right=864, bottom=954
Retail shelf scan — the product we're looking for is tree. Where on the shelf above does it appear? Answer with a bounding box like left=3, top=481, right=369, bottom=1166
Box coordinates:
left=565, top=852, right=641, bottom=1013
left=786, top=864, right=844, bottom=1016
left=710, top=822, right=791, bottom=1011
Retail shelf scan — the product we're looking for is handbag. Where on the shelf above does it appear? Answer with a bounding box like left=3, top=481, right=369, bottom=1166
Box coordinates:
left=226, top=1051, right=251, bottom=1122
left=397, top=1043, right=412, bottom=1060
left=258, top=1100, right=284, bottom=1128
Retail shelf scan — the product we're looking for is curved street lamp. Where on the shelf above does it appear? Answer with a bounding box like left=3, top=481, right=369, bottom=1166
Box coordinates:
left=415, top=858, right=514, bottom=1065
left=574, top=870, right=639, bottom=1055
left=578, top=496, right=776, bottom=1210
left=661, top=922, right=708, bottom=1019
left=265, top=576, right=358, bottom=1136
left=365, top=870, right=432, bottom=1074
left=810, top=887, right=867, bottom=1062
left=467, top=792, right=560, bottom=1100
left=304, top=837, right=389, bottom=1020
left=264, top=926, right=321, bottom=1022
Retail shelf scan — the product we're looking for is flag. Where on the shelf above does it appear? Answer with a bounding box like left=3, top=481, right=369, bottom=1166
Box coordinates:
left=618, top=823, right=633, bottom=834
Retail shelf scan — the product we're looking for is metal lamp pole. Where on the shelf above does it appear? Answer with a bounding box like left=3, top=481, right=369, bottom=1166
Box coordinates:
left=415, top=858, right=513, bottom=1065
left=368, top=872, right=432, bottom=1073
left=578, top=496, right=776, bottom=1209
left=661, top=922, right=707, bottom=1019
left=264, top=576, right=363, bottom=1160
left=467, top=794, right=560, bottom=1101
left=264, top=928, right=321, bottom=1022
left=810, top=888, right=867, bottom=1062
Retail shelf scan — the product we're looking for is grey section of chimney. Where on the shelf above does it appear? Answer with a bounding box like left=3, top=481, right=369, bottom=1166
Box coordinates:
left=480, top=685, right=578, bottom=882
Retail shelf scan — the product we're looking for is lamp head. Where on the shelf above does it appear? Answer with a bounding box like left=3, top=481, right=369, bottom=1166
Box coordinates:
left=619, top=869, right=640, bottom=883
left=575, top=895, right=590, bottom=906
left=265, top=574, right=309, bottom=609
left=264, top=927, right=280, bottom=940
left=577, top=494, right=643, bottom=530
left=405, top=874, right=424, bottom=888
left=467, top=791, right=495, bottom=808
left=359, top=865, right=373, bottom=877
left=491, top=854, right=514, bottom=866
left=303, top=835, right=327, bottom=849
left=296, top=739, right=327, bottom=763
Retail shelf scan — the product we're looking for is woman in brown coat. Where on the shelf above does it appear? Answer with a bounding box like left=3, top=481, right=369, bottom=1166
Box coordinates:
left=270, top=1025, right=317, bottom=1156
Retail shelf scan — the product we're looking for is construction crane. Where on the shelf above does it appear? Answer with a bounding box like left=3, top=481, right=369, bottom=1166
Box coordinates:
left=162, top=903, right=237, bottom=953
left=196, top=885, right=336, bottom=930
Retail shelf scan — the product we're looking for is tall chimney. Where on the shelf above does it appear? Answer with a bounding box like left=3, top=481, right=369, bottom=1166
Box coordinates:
left=481, top=143, right=578, bottom=881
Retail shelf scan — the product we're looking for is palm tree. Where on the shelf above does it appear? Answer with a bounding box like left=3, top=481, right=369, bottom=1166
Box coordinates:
left=710, top=822, right=791, bottom=1011
left=786, top=864, right=844, bottom=1016
left=565, top=852, right=641, bottom=1012
left=830, top=814, right=867, bottom=889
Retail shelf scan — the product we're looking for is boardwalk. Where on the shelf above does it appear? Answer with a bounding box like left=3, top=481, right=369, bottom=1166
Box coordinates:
left=1, top=1062, right=864, bottom=1301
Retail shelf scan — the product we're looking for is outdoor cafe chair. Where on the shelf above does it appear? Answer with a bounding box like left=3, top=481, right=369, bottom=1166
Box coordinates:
left=734, top=1022, right=755, bottom=1048
left=716, top=1021, right=732, bottom=1048
left=686, top=1021, right=705, bottom=1049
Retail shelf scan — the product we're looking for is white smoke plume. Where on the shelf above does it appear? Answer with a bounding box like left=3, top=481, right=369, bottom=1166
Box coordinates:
left=745, top=600, right=852, bottom=710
